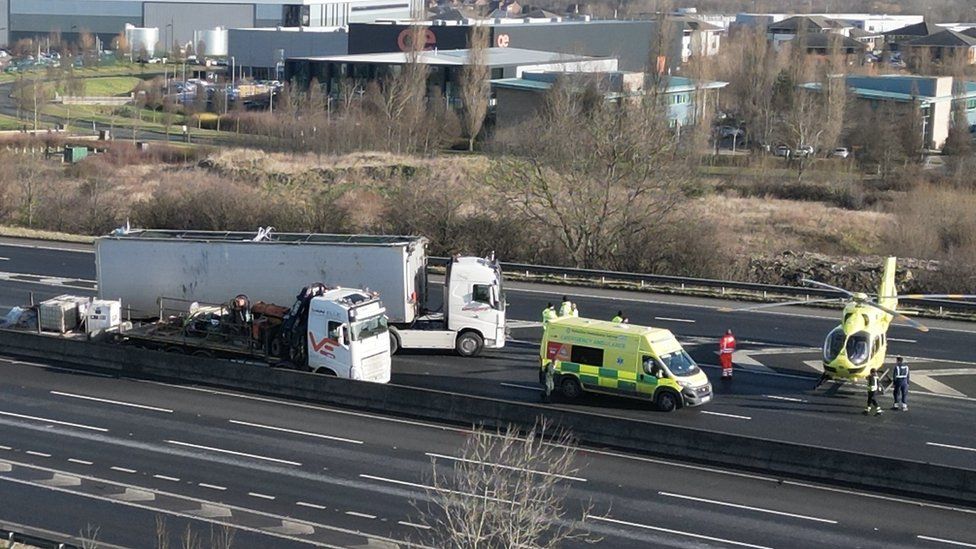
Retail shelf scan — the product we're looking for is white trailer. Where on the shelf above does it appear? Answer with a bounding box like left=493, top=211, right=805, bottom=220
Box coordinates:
left=95, top=229, right=506, bottom=356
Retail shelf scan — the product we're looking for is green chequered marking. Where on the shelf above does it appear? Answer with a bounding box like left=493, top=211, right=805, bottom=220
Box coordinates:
left=617, top=380, right=637, bottom=392
left=598, top=368, right=619, bottom=379
left=579, top=374, right=600, bottom=386
left=559, top=362, right=581, bottom=373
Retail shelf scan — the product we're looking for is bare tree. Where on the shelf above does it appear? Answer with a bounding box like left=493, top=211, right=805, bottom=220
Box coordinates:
left=488, top=81, right=690, bottom=269
left=210, top=524, right=236, bottom=549
left=459, top=24, right=490, bottom=152
left=367, top=25, right=430, bottom=153
left=79, top=524, right=100, bottom=549
left=155, top=515, right=170, bottom=549
left=414, top=419, right=595, bottom=548
left=17, top=154, right=45, bottom=227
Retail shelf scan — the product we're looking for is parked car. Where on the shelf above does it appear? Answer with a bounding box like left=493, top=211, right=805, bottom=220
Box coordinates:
left=720, top=125, right=745, bottom=138
left=774, top=145, right=791, bottom=157
left=831, top=147, right=850, bottom=159
left=793, top=145, right=815, bottom=158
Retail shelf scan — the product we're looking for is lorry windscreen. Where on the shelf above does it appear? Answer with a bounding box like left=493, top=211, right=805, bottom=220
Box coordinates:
left=352, top=315, right=388, bottom=341
left=659, top=350, right=700, bottom=377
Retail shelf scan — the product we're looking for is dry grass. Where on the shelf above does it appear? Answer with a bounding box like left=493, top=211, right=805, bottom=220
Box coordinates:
left=695, top=195, right=894, bottom=257
left=0, top=225, right=95, bottom=243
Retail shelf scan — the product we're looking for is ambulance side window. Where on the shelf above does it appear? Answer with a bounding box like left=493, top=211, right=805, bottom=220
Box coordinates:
left=643, top=356, right=663, bottom=377
left=570, top=345, right=603, bottom=366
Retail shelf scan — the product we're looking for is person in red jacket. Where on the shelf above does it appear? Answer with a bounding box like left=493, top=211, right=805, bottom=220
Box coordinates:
left=719, top=329, right=736, bottom=380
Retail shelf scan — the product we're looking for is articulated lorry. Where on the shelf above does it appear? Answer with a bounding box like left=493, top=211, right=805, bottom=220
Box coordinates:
left=96, top=229, right=506, bottom=357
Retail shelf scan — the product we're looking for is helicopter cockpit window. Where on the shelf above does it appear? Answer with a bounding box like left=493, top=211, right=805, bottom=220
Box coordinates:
left=824, top=328, right=845, bottom=361
left=846, top=331, right=871, bottom=365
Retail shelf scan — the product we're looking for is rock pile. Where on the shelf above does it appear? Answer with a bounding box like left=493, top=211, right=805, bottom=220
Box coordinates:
left=747, top=252, right=939, bottom=294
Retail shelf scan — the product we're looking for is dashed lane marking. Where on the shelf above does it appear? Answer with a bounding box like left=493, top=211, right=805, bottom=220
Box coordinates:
left=345, top=511, right=376, bottom=519
left=50, top=391, right=174, bottom=413
left=917, top=535, right=976, bottom=548
left=25, top=451, right=51, bottom=458
left=0, top=410, right=108, bottom=432
left=153, top=474, right=180, bottom=482
left=399, top=521, right=431, bottom=530
left=889, top=338, right=917, bottom=344
left=360, top=474, right=522, bottom=505
left=296, top=501, right=326, bottom=510
left=500, top=382, right=541, bottom=391
left=655, top=316, right=695, bottom=323
left=658, top=491, right=837, bottom=524
left=927, top=442, right=976, bottom=454
left=248, top=492, right=276, bottom=500
left=110, top=466, right=137, bottom=474
left=590, top=515, right=773, bottom=549
left=68, top=458, right=93, bottom=465
left=425, top=452, right=587, bottom=482
left=198, top=483, right=227, bottom=491
left=765, top=395, right=808, bottom=403
left=228, top=419, right=363, bottom=445
left=165, top=440, right=302, bottom=467
left=700, top=411, right=751, bottom=420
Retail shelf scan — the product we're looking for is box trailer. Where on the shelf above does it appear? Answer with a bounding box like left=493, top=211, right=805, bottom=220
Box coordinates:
left=96, top=229, right=506, bottom=356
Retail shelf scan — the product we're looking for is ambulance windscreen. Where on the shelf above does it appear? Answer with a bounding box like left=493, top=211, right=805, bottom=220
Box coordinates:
left=659, top=350, right=700, bottom=377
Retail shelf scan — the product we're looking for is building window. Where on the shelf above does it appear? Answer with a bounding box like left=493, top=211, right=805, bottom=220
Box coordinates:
left=967, top=98, right=976, bottom=110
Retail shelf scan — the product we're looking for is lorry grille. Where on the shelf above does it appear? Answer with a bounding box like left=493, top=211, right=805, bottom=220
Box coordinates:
left=361, top=352, right=389, bottom=382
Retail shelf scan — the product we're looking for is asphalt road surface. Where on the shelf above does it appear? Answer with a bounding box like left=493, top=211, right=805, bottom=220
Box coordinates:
left=3, top=240, right=976, bottom=472
left=1, top=358, right=975, bottom=548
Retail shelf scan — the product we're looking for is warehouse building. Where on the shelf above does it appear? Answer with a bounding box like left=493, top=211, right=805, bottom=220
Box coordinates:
left=0, top=0, right=419, bottom=48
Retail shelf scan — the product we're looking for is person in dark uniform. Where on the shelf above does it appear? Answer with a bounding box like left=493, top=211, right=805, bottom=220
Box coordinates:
left=864, top=368, right=883, bottom=416
left=891, top=356, right=910, bottom=411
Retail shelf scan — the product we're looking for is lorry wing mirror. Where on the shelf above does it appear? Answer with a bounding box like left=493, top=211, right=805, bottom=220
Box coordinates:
left=340, top=326, right=350, bottom=347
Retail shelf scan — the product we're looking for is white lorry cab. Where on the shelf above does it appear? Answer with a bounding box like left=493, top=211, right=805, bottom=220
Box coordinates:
left=306, top=287, right=391, bottom=383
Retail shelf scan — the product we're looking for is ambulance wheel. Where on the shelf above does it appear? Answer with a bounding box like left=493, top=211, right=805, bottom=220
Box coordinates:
left=389, top=332, right=401, bottom=355
left=456, top=331, right=484, bottom=357
left=655, top=390, right=680, bottom=412
left=560, top=377, right=583, bottom=399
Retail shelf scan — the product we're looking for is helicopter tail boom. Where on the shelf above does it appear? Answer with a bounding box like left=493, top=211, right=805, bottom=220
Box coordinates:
left=878, top=256, right=897, bottom=312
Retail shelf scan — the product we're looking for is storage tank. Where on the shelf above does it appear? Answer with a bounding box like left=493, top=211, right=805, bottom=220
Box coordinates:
left=193, top=27, right=229, bottom=56
left=125, top=24, right=159, bottom=58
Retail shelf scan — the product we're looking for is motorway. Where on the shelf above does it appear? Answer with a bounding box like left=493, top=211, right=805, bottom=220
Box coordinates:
left=1, top=358, right=976, bottom=548
left=2, top=239, right=976, bottom=546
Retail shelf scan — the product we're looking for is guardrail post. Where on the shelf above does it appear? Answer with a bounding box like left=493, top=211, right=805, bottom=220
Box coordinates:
left=601, top=276, right=605, bottom=284
left=763, top=290, right=767, bottom=299
left=640, top=280, right=644, bottom=288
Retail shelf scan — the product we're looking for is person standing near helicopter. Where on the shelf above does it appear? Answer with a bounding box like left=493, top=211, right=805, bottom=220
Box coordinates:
left=865, top=368, right=884, bottom=416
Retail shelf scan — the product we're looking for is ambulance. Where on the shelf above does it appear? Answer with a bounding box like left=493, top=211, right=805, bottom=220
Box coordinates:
left=540, top=317, right=712, bottom=411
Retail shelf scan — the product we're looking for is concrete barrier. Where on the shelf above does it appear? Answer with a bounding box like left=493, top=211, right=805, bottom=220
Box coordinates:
left=2, top=329, right=974, bottom=506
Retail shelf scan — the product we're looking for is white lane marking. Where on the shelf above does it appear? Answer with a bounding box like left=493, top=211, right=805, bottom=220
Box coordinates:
left=296, top=501, right=326, bottom=510
left=765, top=395, right=808, bottom=403
left=25, top=451, right=51, bottom=458
left=0, top=241, right=93, bottom=254
left=228, top=419, right=363, bottom=445
left=0, top=445, right=11, bottom=450
left=248, top=492, right=276, bottom=500
left=425, top=452, right=586, bottom=482
left=360, top=474, right=521, bottom=505
left=165, top=440, right=301, bottom=467
left=111, top=466, right=137, bottom=474
left=153, top=474, right=180, bottom=482
left=0, top=410, right=108, bottom=432
left=68, top=458, right=93, bottom=465
left=0, top=459, right=356, bottom=549
left=0, top=257, right=8, bottom=261
left=700, top=410, right=752, bottom=420
left=398, top=521, right=431, bottom=530
left=927, top=442, right=976, bottom=454
left=918, top=535, right=976, bottom=548
left=888, top=338, right=917, bottom=344
left=500, top=382, right=542, bottom=391
left=590, top=515, right=773, bottom=549
left=50, top=391, right=174, bottom=413
left=345, top=511, right=376, bottom=519
left=655, top=316, right=695, bottom=323
left=659, top=491, right=837, bottom=524
left=198, top=483, right=227, bottom=491
left=911, top=374, right=967, bottom=398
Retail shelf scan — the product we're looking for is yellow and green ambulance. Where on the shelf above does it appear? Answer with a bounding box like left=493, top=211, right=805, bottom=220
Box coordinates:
left=540, top=317, right=712, bottom=411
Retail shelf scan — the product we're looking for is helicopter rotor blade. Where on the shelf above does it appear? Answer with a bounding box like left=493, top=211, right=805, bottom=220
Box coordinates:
left=800, top=278, right=855, bottom=297
left=877, top=294, right=976, bottom=300
left=718, top=297, right=845, bottom=313
left=862, top=300, right=929, bottom=332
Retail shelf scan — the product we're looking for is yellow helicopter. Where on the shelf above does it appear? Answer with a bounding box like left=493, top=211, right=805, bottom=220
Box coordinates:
left=725, top=257, right=975, bottom=384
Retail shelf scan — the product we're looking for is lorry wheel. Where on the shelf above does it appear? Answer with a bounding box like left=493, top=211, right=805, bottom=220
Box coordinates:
left=655, top=390, right=679, bottom=412
left=389, top=332, right=400, bottom=355
left=560, top=377, right=582, bottom=399
left=455, top=332, right=483, bottom=357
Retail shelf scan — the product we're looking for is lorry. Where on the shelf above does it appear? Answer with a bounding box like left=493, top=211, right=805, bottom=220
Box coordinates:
left=95, top=228, right=506, bottom=357
left=540, top=316, right=712, bottom=411
left=7, top=284, right=392, bottom=383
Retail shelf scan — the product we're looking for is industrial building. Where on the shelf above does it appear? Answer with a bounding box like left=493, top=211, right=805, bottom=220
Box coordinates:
left=285, top=47, right=617, bottom=97
left=492, top=72, right=727, bottom=130
left=0, top=0, right=419, bottom=48
left=231, top=17, right=672, bottom=76
left=801, top=75, right=976, bottom=149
